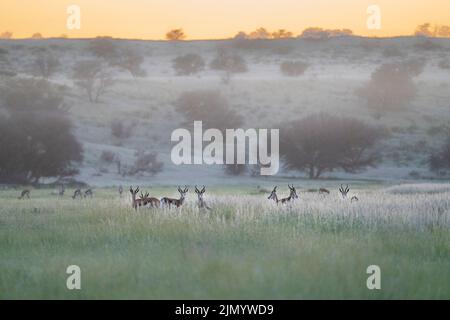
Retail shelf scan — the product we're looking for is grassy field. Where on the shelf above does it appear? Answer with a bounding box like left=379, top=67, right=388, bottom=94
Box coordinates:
left=0, top=183, right=449, bottom=299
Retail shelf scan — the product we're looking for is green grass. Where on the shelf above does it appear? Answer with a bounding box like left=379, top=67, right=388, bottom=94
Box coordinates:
left=0, top=186, right=449, bottom=299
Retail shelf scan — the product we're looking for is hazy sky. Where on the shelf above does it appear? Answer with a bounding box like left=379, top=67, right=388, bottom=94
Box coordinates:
left=1, top=0, right=449, bottom=39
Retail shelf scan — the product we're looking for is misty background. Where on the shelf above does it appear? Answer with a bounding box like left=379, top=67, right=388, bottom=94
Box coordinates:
left=0, top=33, right=449, bottom=186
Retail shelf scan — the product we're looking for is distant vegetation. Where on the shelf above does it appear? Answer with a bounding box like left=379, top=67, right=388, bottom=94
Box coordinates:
left=0, top=79, right=82, bottom=184
left=281, top=114, right=386, bottom=179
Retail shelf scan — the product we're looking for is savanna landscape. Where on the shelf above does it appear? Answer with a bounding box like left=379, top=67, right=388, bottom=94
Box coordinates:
left=1, top=27, right=450, bottom=299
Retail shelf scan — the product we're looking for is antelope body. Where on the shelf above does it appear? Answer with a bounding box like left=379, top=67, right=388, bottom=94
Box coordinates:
left=195, top=186, right=211, bottom=210
left=18, top=189, right=30, bottom=199
left=161, top=186, right=188, bottom=208
left=72, top=189, right=82, bottom=199
left=268, top=185, right=298, bottom=205
left=319, top=188, right=330, bottom=195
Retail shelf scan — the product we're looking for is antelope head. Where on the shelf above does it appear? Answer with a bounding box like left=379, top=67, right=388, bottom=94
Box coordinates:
left=268, top=186, right=278, bottom=201
left=339, top=184, right=350, bottom=199
left=178, top=186, right=189, bottom=200
left=288, top=184, right=298, bottom=199
left=130, top=186, right=140, bottom=199
left=195, top=185, right=206, bottom=200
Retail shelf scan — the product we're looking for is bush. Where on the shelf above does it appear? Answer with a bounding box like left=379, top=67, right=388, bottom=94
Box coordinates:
left=0, top=79, right=82, bottom=184
left=89, top=37, right=118, bottom=61
left=210, top=50, right=248, bottom=83
left=113, top=47, right=146, bottom=77
left=280, top=61, right=308, bottom=77
left=356, top=60, right=425, bottom=115
left=128, top=151, right=164, bottom=176
left=280, top=113, right=385, bottom=179
left=110, top=119, right=133, bottom=140
left=172, top=53, right=205, bottom=75
left=99, top=151, right=116, bottom=164
left=32, top=53, right=60, bottom=78
left=73, top=60, right=114, bottom=103
left=174, top=90, right=243, bottom=130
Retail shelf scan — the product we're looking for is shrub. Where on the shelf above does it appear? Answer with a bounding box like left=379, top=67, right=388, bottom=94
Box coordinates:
left=172, top=53, right=205, bottom=75
left=280, top=61, right=308, bottom=77
left=174, top=90, right=243, bottom=130
left=429, top=139, right=450, bottom=176
left=356, top=60, right=425, bottom=115
left=0, top=79, right=82, bottom=184
left=110, top=119, right=133, bottom=140
left=73, top=60, right=114, bottom=103
left=280, top=113, right=385, bottom=179
left=128, top=151, right=164, bottom=176
left=210, top=50, right=248, bottom=83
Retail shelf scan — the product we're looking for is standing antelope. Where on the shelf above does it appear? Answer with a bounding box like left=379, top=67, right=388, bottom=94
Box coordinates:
left=161, top=186, right=188, bottom=208
left=18, top=189, right=30, bottom=199
left=268, top=185, right=298, bottom=205
left=51, top=185, right=65, bottom=196
left=195, top=186, right=211, bottom=210
left=84, top=189, right=93, bottom=198
left=319, top=188, right=330, bottom=195
left=139, top=191, right=160, bottom=208
left=130, top=186, right=143, bottom=210
left=268, top=186, right=279, bottom=204
left=339, top=184, right=350, bottom=199
left=72, top=189, right=82, bottom=199
left=281, top=184, right=298, bottom=204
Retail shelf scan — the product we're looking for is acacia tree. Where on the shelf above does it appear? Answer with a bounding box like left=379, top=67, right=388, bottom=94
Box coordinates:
left=73, top=60, right=114, bottom=103
left=172, top=53, right=205, bottom=75
left=166, top=29, right=186, bottom=41
left=32, top=53, right=60, bottom=79
left=280, top=114, right=385, bottom=179
left=210, top=50, right=248, bottom=83
left=0, top=79, right=82, bottom=184
left=356, top=60, right=425, bottom=116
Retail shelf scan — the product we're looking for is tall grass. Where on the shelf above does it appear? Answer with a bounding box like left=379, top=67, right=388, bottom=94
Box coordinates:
left=0, top=186, right=449, bottom=299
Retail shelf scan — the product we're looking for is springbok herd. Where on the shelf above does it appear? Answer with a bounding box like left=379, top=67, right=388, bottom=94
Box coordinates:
left=14, top=184, right=359, bottom=210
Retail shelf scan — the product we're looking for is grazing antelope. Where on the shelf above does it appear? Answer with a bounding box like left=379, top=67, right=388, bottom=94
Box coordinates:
left=18, top=189, right=30, bottom=199
left=139, top=191, right=160, bottom=208
left=339, top=184, right=350, bottom=199
left=118, top=185, right=123, bottom=197
left=319, top=188, right=330, bottom=195
left=84, top=189, right=93, bottom=198
left=161, top=186, right=188, bottom=208
left=72, top=189, right=82, bottom=199
left=195, top=186, right=211, bottom=210
left=268, top=185, right=298, bottom=205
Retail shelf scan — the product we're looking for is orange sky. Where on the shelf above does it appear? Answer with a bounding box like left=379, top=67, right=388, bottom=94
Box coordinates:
left=0, top=0, right=449, bottom=39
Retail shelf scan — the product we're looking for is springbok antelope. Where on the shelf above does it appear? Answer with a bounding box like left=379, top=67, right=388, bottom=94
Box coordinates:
left=18, top=189, right=30, bottom=199
left=161, top=186, right=188, bottom=208
left=72, top=189, right=82, bottom=199
left=139, top=191, right=160, bottom=208
left=319, top=188, right=330, bottom=195
left=130, top=186, right=143, bottom=210
left=195, top=186, right=211, bottom=210
left=281, top=184, right=298, bottom=204
left=268, top=185, right=298, bottom=205
left=84, top=189, right=93, bottom=198
left=339, top=184, right=350, bottom=199
left=268, top=186, right=279, bottom=204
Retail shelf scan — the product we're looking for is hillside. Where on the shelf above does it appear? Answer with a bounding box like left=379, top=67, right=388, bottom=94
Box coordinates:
left=0, top=37, right=449, bottom=186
